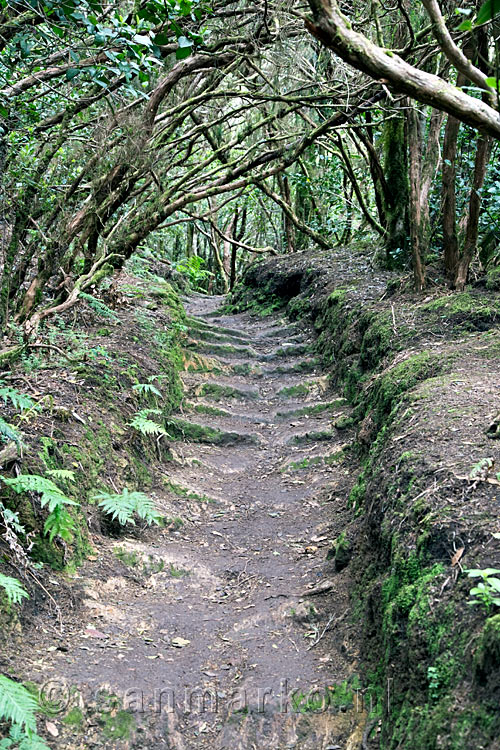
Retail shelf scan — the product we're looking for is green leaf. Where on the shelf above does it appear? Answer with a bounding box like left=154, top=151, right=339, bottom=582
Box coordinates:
left=177, top=35, right=193, bottom=48
left=176, top=46, right=191, bottom=59
left=65, top=68, right=80, bottom=81
left=0, top=386, right=34, bottom=411
left=154, top=32, right=171, bottom=46
left=466, top=568, right=500, bottom=577
left=44, top=505, right=74, bottom=542
left=485, top=76, right=499, bottom=90
left=458, top=19, right=473, bottom=30
left=476, top=0, right=500, bottom=25
left=0, top=417, right=22, bottom=446
left=133, top=33, right=152, bottom=47
left=132, top=383, right=162, bottom=398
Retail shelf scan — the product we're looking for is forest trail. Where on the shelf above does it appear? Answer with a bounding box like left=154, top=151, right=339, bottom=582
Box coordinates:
left=14, top=297, right=367, bottom=749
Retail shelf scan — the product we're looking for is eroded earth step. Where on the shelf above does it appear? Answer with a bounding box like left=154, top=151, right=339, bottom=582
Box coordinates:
left=15, top=294, right=363, bottom=750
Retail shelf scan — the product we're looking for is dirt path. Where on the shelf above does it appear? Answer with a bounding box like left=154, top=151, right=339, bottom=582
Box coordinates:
left=12, top=297, right=367, bottom=749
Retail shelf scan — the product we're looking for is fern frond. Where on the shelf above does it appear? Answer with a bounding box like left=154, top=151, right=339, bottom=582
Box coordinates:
left=45, top=469, right=75, bottom=483
left=132, top=383, right=163, bottom=398
left=2, top=475, right=77, bottom=541
left=18, top=733, right=51, bottom=750
left=94, top=488, right=137, bottom=526
left=0, top=675, right=38, bottom=732
left=0, top=503, right=25, bottom=535
left=132, top=492, right=162, bottom=524
left=2, top=475, right=77, bottom=511
left=94, top=488, right=161, bottom=526
left=44, top=506, right=74, bottom=543
left=0, top=417, right=22, bottom=446
left=79, top=292, right=119, bottom=322
left=129, top=410, right=168, bottom=438
left=0, top=573, right=29, bottom=604
left=0, top=386, right=34, bottom=412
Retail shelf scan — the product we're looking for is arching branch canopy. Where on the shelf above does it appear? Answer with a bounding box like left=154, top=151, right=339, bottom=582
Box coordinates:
left=305, top=0, right=500, bottom=138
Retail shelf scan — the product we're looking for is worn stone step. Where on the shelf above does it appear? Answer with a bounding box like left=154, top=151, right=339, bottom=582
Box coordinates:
left=287, top=429, right=337, bottom=446
left=165, top=416, right=259, bottom=445
left=188, top=340, right=259, bottom=359
left=195, top=382, right=260, bottom=401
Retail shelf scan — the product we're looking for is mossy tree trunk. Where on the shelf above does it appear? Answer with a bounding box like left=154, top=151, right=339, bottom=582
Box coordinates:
left=382, top=110, right=409, bottom=268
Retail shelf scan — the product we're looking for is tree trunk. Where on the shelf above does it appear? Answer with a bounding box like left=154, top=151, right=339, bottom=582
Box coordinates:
left=442, top=114, right=460, bottom=280
left=454, top=133, right=492, bottom=289
left=406, top=104, right=426, bottom=290
left=383, top=111, right=409, bottom=266
left=186, top=222, right=194, bottom=258
left=222, top=212, right=237, bottom=279
left=278, top=173, right=295, bottom=253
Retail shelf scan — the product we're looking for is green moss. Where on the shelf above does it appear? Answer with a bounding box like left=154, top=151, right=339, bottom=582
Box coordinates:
left=231, top=362, right=262, bottom=376
left=165, top=417, right=257, bottom=445
left=474, top=614, right=500, bottom=685
left=359, top=311, right=401, bottom=370
left=224, top=287, right=285, bottom=316
left=63, top=707, right=84, bottom=727
left=101, top=709, right=135, bottom=740
left=276, top=399, right=346, bottom=418
left=288, top=429, right=336, bottom=445
left=422, top=292, right=500, bottom=331
left=198, top=383, right=258, bottom=400
left=485, top=266, right=500, bottom=291
left=165, top=480, right=215, bottom=504
left=277, top=383, right=310, bottom=397
left=189, top=327, right=249, bottom=346
left=185, top=401, right=230, bottom=416
left=187, top=317, right=247, bottom=339
left=327, top=531, right=352, bottom=571
left=334, top=414, right=354, bottom=429
left=150, top=281, right=186, bottom=323
left=272, top=343, right=308, bottom=358
left=382, top=114, right=409, bottom=266
left=367, top=351, right=448, bottom=429
left=287, top=296, right=311, bottom=320
left=271, top=358, right=319, bottom=375
left=348, top=478, right=366, bottom=509
left=191, top=341, right=257, bottom=358
left=114, top=547, right=140, bottom=567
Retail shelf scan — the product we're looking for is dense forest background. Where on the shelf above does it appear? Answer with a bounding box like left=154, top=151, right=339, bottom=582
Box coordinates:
left=0, top=0, right=499, bottom=349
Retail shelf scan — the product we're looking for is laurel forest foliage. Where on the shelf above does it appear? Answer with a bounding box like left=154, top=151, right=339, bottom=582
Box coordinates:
left=0, top=0, right=497, bottom=353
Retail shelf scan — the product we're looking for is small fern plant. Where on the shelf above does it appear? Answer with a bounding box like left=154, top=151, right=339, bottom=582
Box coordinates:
left=0, top=382, right=37, bottom=449
left=0, top=675, right=49, bottom=749
left=0, top=384, right=35, bottom=412
left=0, top=574, right=28, bottom=605
left=132, top=381, right=163, bottom=399
left=0, top=418, right=22, bottom=447
left=2, top=474, right=77, bottom=542
left=93, top=488, right=162, bottom=526
left=79, top=291, right=119, bottom=322
left=129, top=409, right=169, bottom=439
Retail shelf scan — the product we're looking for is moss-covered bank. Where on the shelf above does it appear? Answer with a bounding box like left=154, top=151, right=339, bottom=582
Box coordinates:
left=0, top=274, right=187, bottom=586
left=230, top=248, right=500, bottom=749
